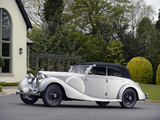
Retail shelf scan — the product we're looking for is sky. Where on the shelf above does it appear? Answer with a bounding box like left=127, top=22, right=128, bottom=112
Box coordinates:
left=145, top=0, right=160, bottom=20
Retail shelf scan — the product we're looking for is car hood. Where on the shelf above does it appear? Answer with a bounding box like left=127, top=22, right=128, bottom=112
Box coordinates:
left=39, top=71, right=85, bottom=81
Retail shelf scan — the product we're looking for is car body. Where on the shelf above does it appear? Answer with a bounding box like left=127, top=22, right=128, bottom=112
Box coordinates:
left=16, top=62, right=147, bottom=108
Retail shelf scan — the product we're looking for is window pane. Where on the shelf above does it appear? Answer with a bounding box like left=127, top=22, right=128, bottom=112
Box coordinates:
left=90, top=67, right=106, bottom=75
left=2, top=59, right=10, bottom=73
left=108, top=68, right=122, bottom=77
left=2, top=26, right=10, bottom=41
left=2, top=10, right=11, bottom=26
left=2, top=43, right=10, bottom=57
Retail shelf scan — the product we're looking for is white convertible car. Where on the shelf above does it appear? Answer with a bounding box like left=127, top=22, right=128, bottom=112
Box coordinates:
left=16, top=62, right=147, bottom=108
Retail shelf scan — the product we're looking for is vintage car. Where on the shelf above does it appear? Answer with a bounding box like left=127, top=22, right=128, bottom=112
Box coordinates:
left=16, top=62, right=147, bottom=108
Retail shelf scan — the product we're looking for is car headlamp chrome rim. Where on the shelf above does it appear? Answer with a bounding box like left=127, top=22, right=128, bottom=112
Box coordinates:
left=38, top=73, right=45, bottom=80
left=26, top=73, right=35, bottom=83
left=37, top=72, right=47, bottom=80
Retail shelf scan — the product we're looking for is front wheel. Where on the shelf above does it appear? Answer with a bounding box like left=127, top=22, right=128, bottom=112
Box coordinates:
left=120, top=88, right=137, bottom=108
left=20, top=94, right=38, bottom=104
left=42, top=84, right=63, bottom=107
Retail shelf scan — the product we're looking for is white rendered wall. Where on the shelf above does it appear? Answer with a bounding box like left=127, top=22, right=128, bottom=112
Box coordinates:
left=0, top=0, right=27, bottom=82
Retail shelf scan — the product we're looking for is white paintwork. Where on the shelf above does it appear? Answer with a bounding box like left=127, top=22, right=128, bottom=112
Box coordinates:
left=65, top=76, right=85, bottom=93
left=18, top=64, right=146, bottom=102
left=84, top=75, right=107, bottom=98
left=0, top=0, right=27, bottom=82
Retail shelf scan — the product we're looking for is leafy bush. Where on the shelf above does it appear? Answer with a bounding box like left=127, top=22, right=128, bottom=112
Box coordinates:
left=27, top=69, right=36, bottom=76
left=156, top=64, right=160, bottom=85
left=0, top=86, right=2, bottom=92
left=126, top=57, right=153, bottom=84
left=0, top=56, right=4, bottom=67
left=0, top=82, right=19, bottom=87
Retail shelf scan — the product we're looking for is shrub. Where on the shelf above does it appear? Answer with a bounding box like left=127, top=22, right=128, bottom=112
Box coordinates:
left=27, top=69, right=36, bottom=76
left=0, top=86, right=2, bottom=92
left=0, top=82, right=19, bottom=87
left=126, top=57, right=153, bottom=84
left=0, top=56, right=4, bottom=67
left=156, top=64, right=160, bottom=85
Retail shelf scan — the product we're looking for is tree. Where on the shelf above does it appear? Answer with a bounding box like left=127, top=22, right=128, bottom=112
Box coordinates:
left=156, top=9, right=160, bottom=31
left=78, top=34, right=106, bottom=62
left=129, top=0, right=155, bottom=36
left=137, top=17, right=156, bottom=56
left=27, top=26, right=51, bottom=54
left=123, top=33, right=142, bottom=62
left=137, top=17, right=160, bottom=83
left=109, top=0, right=132, bottom=41
left=43, top=0, right=64, bottom=36
left=63, top=0, right=112, bottom=35
left=49, top=26, right=80, bottom=55
left=63, top=0, right=131, bottom=41
left=51, top=27, right=106, bottom=62
left=105, top=39, right=125, bottom=65
left=22, top=0, right=46, bottom=26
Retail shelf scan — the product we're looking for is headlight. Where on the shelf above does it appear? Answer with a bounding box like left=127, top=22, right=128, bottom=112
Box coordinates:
left=37, top=72, right=46, bottom=80
left=38, top=73, right=45, bottom=80
left=26, top=73, right=35, bottom=83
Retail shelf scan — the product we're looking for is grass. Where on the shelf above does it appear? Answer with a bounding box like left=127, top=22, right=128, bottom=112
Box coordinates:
left=139, top=84, right=160, bottom=101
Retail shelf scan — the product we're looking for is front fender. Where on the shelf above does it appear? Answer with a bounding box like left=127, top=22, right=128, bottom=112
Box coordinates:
left=117, top=83, right=146, bottom=101
left=38, top=77, right=87, bottom=100
left=38, top=77, right=64, bottom=92
left=18, top=77, right=37, bottom=92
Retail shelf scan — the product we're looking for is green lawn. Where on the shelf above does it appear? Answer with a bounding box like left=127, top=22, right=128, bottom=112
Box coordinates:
left=139, top=84, right=160, bottom=101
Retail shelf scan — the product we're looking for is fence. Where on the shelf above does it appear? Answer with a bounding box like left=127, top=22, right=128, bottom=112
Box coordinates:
left=29, top=53, right=81, bottom=72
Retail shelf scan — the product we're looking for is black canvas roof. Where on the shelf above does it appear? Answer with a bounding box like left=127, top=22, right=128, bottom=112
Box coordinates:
left=15, top=0, right=33, bottom=29
left=75, top=62, right=132, bottom=79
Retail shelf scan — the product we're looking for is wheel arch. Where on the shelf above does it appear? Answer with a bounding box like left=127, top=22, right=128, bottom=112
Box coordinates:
left=42, top=82, right=67, bottom=100
left=117, top=84, right=139, bottom=100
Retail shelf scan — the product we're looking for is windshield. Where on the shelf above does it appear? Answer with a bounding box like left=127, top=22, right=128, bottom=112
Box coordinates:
left=69, top=65, right=90, bottom=74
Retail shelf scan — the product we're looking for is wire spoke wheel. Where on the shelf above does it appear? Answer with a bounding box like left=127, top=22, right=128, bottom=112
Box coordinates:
left=20, top=94, right=38, bottom=104
left=42, top=84, right=63, bottom=107
left=120, top=88, right=137, bottom=108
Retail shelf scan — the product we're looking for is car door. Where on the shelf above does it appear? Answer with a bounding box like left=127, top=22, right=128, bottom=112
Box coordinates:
left=107, top=67, right=123, bottom=99
left=84, top=67, right=108, bottom=98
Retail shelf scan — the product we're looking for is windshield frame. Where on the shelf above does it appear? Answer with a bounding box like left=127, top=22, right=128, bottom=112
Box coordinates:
left=69, top=65, right=93, bottom=75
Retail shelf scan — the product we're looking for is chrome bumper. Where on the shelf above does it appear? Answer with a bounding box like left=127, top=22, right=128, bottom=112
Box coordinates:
left=16, top=91, right=41, bottom=96
left=145, top=93, right=148, bottom=99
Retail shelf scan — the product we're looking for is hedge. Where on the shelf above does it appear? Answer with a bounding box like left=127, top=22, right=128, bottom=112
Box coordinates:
left=156, top=64, right=160, bottom=85
left=27, top=69, right=36, bottom=76
left=126, top=57, right=153, bottom=84
left=0, top=82, right=19, bottom=87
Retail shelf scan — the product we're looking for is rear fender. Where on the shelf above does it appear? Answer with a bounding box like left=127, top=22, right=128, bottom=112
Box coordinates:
left=117, top=83, right=145, bottom=100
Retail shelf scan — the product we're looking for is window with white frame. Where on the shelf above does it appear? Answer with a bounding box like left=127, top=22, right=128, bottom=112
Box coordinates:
left=0, top=9, right=12, bottom=74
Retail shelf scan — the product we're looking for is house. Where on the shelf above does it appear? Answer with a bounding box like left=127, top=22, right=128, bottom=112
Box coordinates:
left=0, top=0, right=33, bottom=82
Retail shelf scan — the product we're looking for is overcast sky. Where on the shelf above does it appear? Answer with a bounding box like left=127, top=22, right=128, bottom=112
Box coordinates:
left=145, top=0, right=160, bottom=20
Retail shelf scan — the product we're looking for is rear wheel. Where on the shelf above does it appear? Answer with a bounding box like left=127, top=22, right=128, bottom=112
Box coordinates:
left=120, top=88, right=137, bottom=108
left=42, top=84, right=63, bottom=107
left=96, top=102, right=109, bottom=107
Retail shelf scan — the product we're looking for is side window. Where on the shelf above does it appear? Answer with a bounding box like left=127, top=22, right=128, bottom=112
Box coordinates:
left=90, top=67, right=106, bottom=76
left=108, top=68, right=122, bottom=77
